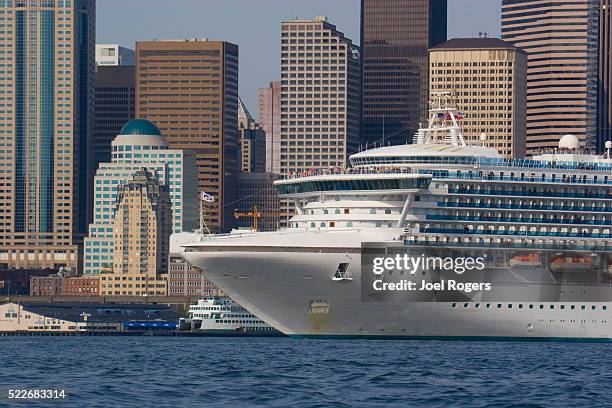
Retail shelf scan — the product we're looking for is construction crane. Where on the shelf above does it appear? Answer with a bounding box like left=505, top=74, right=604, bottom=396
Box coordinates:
left=233, top=206, right=284, bottom=232
left=233, top=206, right=262, bottom=232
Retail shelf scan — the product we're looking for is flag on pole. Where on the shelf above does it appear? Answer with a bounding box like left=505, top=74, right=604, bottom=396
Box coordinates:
left=201, top=192, right=215, bottom=203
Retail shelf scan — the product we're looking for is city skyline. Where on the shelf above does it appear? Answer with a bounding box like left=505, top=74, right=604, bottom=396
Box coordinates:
left=97, top=0, right=502, bottom=113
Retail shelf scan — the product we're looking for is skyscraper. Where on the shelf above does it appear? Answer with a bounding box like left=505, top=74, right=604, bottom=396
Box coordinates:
left=0, top=0, right=95, bottom=272
left=502, top=0, right=599, bottom=154
left=361, top=0, right=447, bottom=147
left=598, top=0, right=612, bottom=151
left=95, top=44, right=135, bottom=66
left=280, top=16, right=361, bottom=225
left=94, top=49, right=135, bottom=177
left=258, top=80, right=281, bottom=174
left=238, top=98, right=266, bottom=173
left=136, top=39, right=239, bottom=233
left=429, top=38, right=527, bottom=158
left=280, top=17, right=361, bottom=173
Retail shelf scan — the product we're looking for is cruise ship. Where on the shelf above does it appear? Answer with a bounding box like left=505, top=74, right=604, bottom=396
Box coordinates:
left=182, top=94, right=612, bottom=340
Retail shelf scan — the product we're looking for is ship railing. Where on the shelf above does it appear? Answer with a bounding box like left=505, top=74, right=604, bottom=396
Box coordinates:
left=427, top=172, right=612, bottom=186
left=284, top=166, right=413, bottom=180
left=351, top=156, right=612, bottom=171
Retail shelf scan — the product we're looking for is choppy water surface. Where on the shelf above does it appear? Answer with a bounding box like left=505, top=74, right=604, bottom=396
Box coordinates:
left=1, top=337, right=611, bottom=407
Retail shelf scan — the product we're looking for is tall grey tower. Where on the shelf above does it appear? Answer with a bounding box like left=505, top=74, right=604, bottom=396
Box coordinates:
left=361, top=0, right=447, bottom=147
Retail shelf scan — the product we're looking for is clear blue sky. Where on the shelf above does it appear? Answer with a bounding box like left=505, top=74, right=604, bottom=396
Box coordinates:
left=97, top=0, right=501, bottom=116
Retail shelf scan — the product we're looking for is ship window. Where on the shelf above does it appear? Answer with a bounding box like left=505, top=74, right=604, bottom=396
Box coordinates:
left=497, top=304, right=502, bottom=309
left=508, top=304, right=512, bottom=309
left=464, top=303, right=468, bottom=308
left=592, top=306, right=596, bottom=310
left=370, top=209, right=376, bottom=214
left=486, top=303, right=491, bottom=308
left=347, top=222, right=353, bottom=227
left=604, top=306, right=608, bottom=310
left=344, top=209, right=350, bottom=214
left=581, top=305, right=586, bottom=310
left=570, top=305, right=575, bottom=310
left=452, top=303, right=457, bottom=308
left=310, top=223, right=315, bottom=228
left=320, top=222, right=326, bottom=227
left=560, top=305, right=565, bottom=310
left=330, top=222, right=336, bottom=228
left=550, top=305, right=554, bottom=309
left=475, top=303, right=480, bottom=308
left=385, top=209, right=391, bottom=214
left=529, top=304, right=534, bottom=309
left=540, top=305, right=544, bottom=309
left=519, top=304, right=523, bottom=309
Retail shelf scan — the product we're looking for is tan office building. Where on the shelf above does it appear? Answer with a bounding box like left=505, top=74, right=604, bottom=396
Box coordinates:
left=0, top=1, right=95, bottom=272
left=101, top=169, right=171, bottom=296
left=280, top=17, right=361, bottom=173
left=280, top=17, right=361, bottom=223
left=502, top=0, right=599, bottom=154
left=429, top=38, right=527, bottom=158
left=136, top=40, right=239, bottom=232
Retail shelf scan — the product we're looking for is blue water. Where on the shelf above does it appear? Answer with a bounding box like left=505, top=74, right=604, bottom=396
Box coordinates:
left=1, top=337, right=611, bottom=407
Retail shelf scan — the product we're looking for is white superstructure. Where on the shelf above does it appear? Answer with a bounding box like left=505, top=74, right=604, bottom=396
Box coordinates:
left=182, top=93, right=612, bottom=340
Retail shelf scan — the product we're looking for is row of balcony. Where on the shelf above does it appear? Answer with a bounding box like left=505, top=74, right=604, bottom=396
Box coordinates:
left=437, top=201, right=612, bottom=213
left=405, top=239, right=612, bottom=252
left=426, top=215, right=610, bottom=226
left=430, top=172, right=612, bottom=186
left=420, top=227, right=612, bottom=239
left=448, top=188, right=611, bottom=200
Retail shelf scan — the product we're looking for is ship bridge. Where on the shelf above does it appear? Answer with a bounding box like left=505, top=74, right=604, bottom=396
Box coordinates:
left=274, top=171, right=432, bottom=230
left=275, top=171, right=431, bottom=197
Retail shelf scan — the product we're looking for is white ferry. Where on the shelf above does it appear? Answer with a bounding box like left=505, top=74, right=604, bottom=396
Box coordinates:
left=180, top=297, right=280, bottom=336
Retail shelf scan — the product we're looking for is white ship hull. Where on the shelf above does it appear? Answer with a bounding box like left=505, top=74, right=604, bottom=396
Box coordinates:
left=182, top=235, right=612, bottom=340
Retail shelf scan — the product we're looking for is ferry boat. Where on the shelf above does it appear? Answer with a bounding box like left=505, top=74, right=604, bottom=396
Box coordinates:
left=179, top=297, right=280, bottom=336
left=182, top=93, right=612, bottom=340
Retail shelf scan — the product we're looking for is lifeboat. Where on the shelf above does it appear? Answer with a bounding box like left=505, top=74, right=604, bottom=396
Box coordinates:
left=549, top=255, right=593, bottom=273
left=509, top=253, right=541, bottom=267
